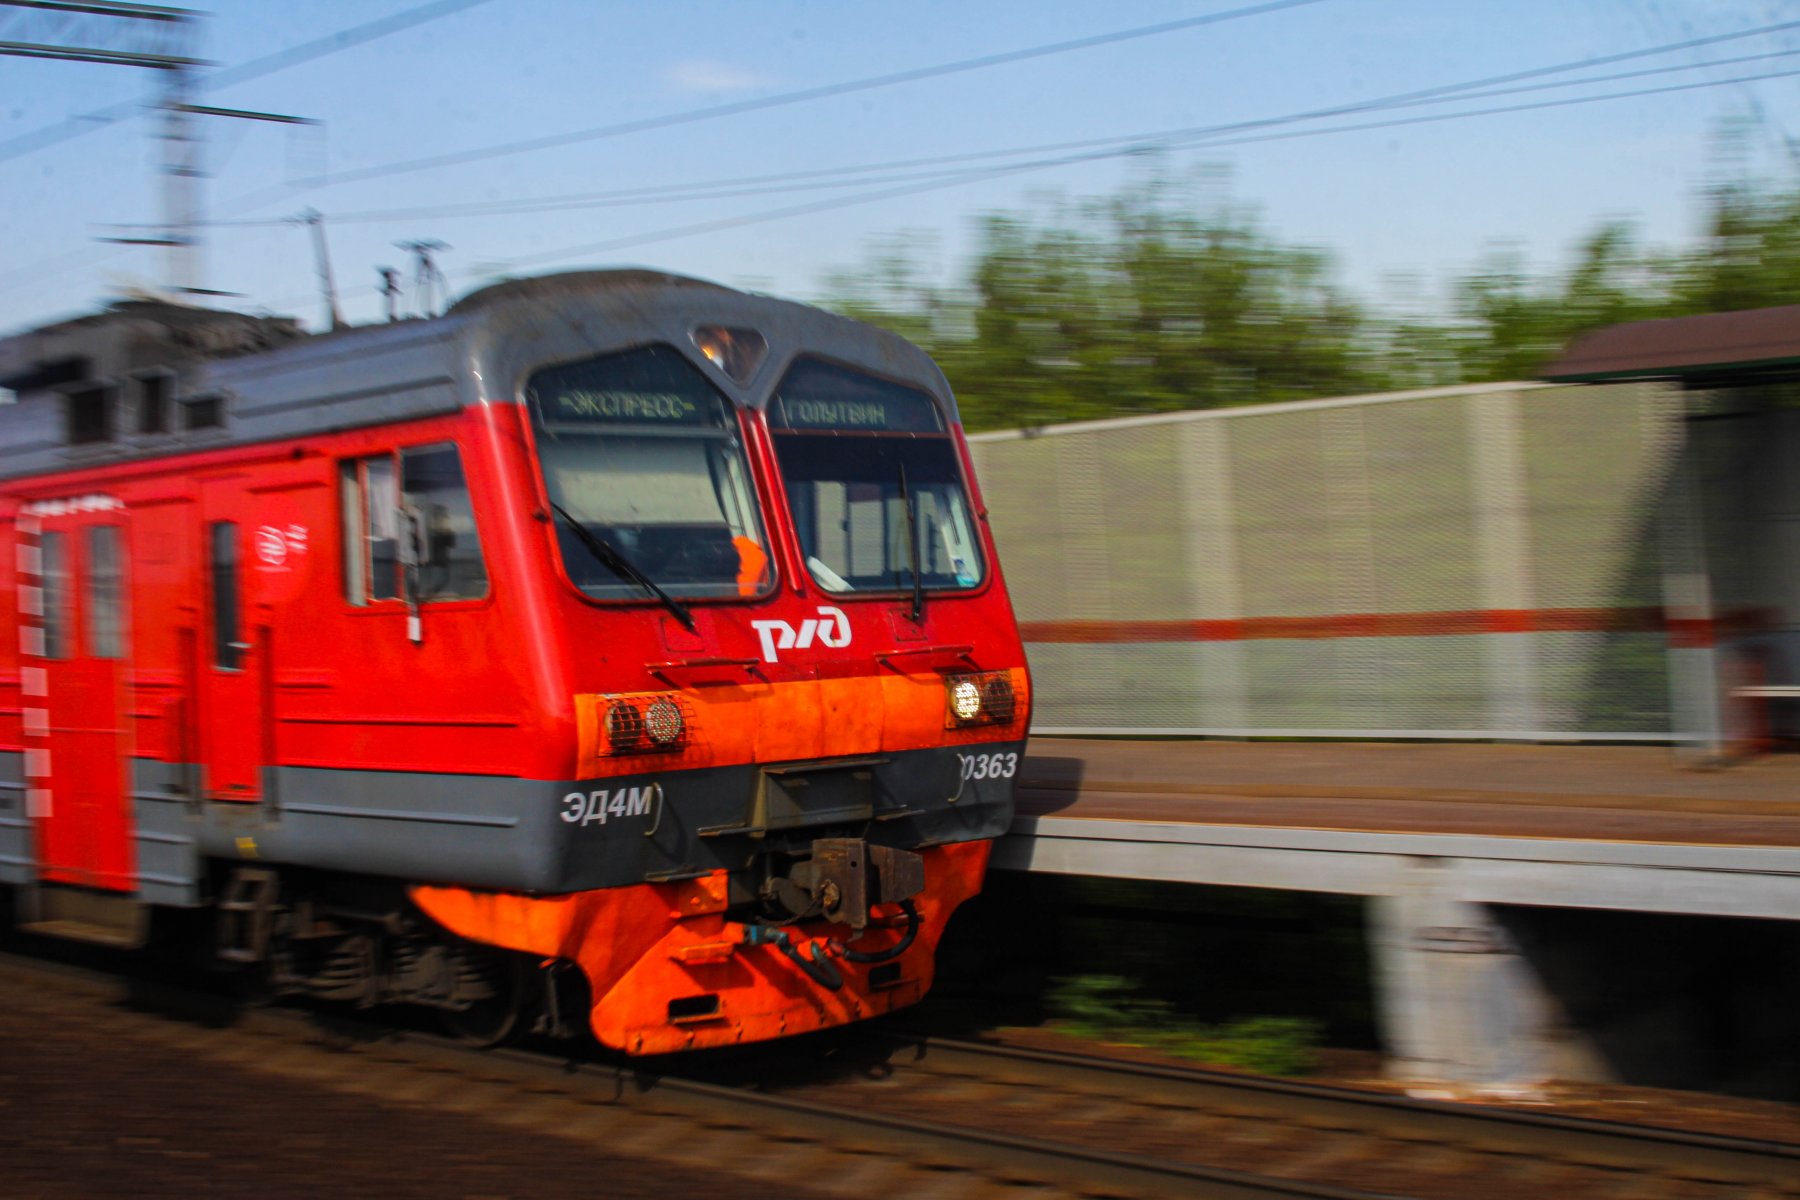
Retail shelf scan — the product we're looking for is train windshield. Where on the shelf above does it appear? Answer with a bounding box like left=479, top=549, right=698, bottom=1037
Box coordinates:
left=526, top=344, right=772, bottom=601
left=769, top=359, right=985, bottom=594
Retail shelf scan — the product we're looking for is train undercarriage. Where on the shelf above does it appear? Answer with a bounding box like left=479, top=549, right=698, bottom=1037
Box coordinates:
left=170, top=827, right=959, bottom=1050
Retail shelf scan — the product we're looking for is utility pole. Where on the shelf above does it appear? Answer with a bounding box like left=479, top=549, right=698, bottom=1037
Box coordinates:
left=377, top=266, right=402, bottom=322
left=2, top=2, right=312, bottom=301
left=293, top=208, right=344, bottom=331
left=2, top=1, right=205, bottom=292
left=395, top=239, right=450, bottom=318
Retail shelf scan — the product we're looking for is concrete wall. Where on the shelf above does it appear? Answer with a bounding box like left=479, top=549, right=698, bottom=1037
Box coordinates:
left=970, top=381, right=1686, bottom=741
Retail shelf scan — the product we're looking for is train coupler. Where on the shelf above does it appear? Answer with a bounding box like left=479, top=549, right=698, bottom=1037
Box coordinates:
left=761, top=837, right=925, bottom=931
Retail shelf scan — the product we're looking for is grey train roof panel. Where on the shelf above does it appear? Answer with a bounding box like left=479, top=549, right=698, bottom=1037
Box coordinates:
left=1545, top=304, right=1800, bottom=382
left=0, top=270, right=956, bottom=485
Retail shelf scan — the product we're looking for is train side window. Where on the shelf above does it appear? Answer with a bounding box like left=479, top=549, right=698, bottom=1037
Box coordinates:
left=340, top=462, right=368, bottom=603
left=39, top=531, right=69, bottom=660
left=210, top=522, right=242, bottom=671
left=341, top=444, right=486, bottom=605
left=84, top=525, right=125, bottom=659
left=341, top=456, right=398, bottom=604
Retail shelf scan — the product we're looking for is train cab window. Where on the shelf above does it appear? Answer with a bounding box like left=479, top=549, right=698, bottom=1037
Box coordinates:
left=84, top=525, right=125, bottom=659
left=39, top=531, right=69, bottom=660
left=768, top=359, right=985, bottom=595
left=341, top=443, right=488, bottom=605
left=525, top=344, right=771, bottom=601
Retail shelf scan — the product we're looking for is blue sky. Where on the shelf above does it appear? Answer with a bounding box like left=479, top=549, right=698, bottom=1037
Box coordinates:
left=2, top=0, right=1797, bottom=336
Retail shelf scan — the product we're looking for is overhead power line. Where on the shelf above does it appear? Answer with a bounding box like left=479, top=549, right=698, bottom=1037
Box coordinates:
left=460, top=62, right=1800, bottom=284
left=207, top=11, right=1800, bottom=225
left=105, top=11, right=1800, bottom=232
left=294, top=0, right=1329, bottom=189
left=188, top=9, right=1800, bottom=247
left=290, top=10, right=1800, bottom=194
left=1181, top=65, right=1800, bottom=152
left=167, top=41, right=1800, bottom=231
left=11, top=13, right=1800, bottom=310
left=55, top=0, right=1336, bottom=263
left=252, top=53, right=1800, bottom=317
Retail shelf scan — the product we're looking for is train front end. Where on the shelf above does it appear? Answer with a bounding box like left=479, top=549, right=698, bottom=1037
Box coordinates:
left=411, top=274, right=1028, bottom=1053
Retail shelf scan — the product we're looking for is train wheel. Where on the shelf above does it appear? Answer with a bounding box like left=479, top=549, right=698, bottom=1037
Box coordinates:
left=442, top=948, right=526, bottom=1046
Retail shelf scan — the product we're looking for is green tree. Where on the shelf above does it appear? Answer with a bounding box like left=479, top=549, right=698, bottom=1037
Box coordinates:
left=1674, top=181, right=1800, bottom=314
left=820, top=165, right=1800, bottom=427
left=824, top=180, right=1384, bottom=430
left=1448, top=222, right=1674, bottom=382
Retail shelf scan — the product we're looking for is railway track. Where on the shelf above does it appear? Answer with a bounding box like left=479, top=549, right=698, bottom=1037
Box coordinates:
left=817, top=1034, right=1800, bottom=1198
left=3, top=947, right=1795, bottom=1199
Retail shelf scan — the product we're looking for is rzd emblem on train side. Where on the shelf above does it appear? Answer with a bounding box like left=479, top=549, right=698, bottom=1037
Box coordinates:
left=751, top=605, right=851, bottom=663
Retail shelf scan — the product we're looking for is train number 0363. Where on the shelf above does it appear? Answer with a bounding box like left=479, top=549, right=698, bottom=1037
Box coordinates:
left=957, top=751, right=1018, bottom=781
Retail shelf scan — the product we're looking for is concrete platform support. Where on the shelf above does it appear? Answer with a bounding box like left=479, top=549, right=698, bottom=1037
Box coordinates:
left=1368, top=891, right=1560, bottom=1089
left=1003, top=815, right=1800, bottom=1093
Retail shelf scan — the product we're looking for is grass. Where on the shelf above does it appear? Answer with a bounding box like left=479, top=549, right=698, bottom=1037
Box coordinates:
left=1048, top=974, right=1322, bottom=1077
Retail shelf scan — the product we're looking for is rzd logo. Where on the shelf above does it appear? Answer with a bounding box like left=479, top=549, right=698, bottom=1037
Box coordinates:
left=751, top=605, right=851, bottom=663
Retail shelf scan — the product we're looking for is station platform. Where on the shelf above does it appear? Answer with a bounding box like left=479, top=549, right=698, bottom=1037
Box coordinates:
left=991, top=739, right=1800, bottom=1091
left=1011, top=738, right=1800, bottom=845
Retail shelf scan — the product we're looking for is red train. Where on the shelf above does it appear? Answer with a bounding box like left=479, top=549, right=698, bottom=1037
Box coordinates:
left=0, top=271, right=1029, bottom=1052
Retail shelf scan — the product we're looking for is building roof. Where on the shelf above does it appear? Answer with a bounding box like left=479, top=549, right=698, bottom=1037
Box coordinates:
left=1545, top=305, right=1800, bottom=383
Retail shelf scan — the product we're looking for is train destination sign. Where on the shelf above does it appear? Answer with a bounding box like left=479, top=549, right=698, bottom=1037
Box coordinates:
left=770, top=359, right=944, bottom=434
left=552, top=390, right=699, bottom=423
left=529, top=344, right=727, bottom=430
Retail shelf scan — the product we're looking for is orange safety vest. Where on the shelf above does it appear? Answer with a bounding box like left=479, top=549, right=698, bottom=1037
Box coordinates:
left=733, top=536, right=768, bottom=596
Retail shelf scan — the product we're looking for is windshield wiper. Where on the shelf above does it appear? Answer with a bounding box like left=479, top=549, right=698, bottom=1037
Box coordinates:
left=898, top=463, right=924, bottom=623
left=548, top=501, right=697, bottom=633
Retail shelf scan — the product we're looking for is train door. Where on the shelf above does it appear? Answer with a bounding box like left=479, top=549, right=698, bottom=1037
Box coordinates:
left=28, top=507, right=134, bottom=890
left=197, top=479, right=266, bottom=801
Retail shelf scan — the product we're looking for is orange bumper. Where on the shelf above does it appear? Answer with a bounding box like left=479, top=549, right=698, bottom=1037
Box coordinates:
left=411, top=840, right=990, bottom=1054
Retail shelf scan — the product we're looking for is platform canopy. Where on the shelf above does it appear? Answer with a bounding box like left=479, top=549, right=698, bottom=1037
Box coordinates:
left=1545, top=304, right=1800, bottom=385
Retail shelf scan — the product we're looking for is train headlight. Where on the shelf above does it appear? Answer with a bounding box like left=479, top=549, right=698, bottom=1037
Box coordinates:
left=644, top=697, right=685, bottom=746
left=946, top=671, right=1020, bottom=728
left=981, top=675, right=1016, bottom=724
left=691, top=326, right=767, bottom=385
left=949, top=679, right=983, bottom=722
left=589, top=692, right=695, bottom=757
left=605, top=700, right=645, bottom=753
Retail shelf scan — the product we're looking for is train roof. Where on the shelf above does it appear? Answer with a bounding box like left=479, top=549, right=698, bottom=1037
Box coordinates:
left=447, top=268, right=734, bottom=315
left=0, top=270, right=955, bottom=485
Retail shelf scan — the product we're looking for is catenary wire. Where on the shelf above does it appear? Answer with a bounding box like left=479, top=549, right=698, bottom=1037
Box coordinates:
left=249, top=56, right=1800, bottom=318
left=437, top=62, right=1800, bottom=287
left=4, top=0, right=1327, bottom=295
left=290, top=0, right=1329, bottom=189
left=190, top=12, right=1800, bottom=235
left=41, top=51, right=1800, bottom=313
left=279, top=12, right=1800, bottom=195
left=165, top=40, right=1800, bottom=231
left=10, top=15, right=1800, bottom=307
left=49, top=11, right=1800, bottom=232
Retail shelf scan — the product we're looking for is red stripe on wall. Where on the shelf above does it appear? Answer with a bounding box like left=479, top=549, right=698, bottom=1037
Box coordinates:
left=1020, top=606, right=1707, bottom=644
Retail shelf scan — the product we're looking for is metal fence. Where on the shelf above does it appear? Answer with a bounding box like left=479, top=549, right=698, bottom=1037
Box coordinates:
left=968, top=380, right=1687, bottom=740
